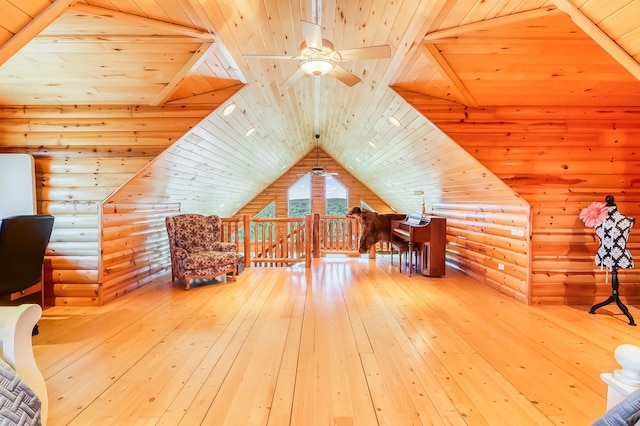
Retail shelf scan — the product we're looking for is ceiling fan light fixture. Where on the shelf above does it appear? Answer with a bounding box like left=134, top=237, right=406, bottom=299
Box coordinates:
left=300, top=59, right=335, bottom=76
left=300, top=39, right=334, bottom=56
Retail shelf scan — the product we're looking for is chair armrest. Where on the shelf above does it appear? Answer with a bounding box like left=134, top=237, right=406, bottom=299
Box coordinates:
left=0, top=304, right=48, bottom=425
left=211, top=242, right=238, bottom=252
left=593, top=388, right=640, bottom=425
left=172, top=247, right=189, bottom=259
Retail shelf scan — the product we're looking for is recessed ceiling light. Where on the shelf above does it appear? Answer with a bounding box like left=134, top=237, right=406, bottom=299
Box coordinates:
left=368, top=141, right=376, bottom=148
left=223, top=103, right=236, bottom=116
left=245, top=127, right=255, bottom=136
left=388, top=116, right=401, bottom=127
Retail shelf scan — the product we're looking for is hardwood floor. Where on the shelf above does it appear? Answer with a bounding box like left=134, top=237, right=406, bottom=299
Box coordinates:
left=34, top=257, right=640, bottom=425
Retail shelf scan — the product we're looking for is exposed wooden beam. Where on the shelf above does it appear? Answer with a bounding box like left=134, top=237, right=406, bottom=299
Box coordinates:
left=151, top=42, right=216, bottom=107
left=34, top=35, right=206, bottom=43
left=177, top=0, right=246, bottom=83
left=418, top=42, right=478, bottom=108
left=69, top=4, right=214, bottom=40
left=0, top=0, right=77, bottom=67
left=551, top=0, right=640, bottom=81
left=424, top=6, right=561, bottom=41
left=164, top=84, right=245, bottom=106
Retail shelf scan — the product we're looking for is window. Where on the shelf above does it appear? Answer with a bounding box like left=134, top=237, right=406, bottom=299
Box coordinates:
left=240, top=202, right=275, bottom=242
left=360, top=200, right=374, bottom=212
left=288, top=174, right=311, bottom=218
left=325, top=177, right=347, bottom=216
left=255, top=202, right=275, bottom=218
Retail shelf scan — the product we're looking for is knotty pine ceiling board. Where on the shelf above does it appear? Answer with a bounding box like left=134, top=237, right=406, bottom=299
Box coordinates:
left=0, top=7, right=223, bottom=105
left=411, top=9, right=640, bottom=107
left=0, top=0, right=44, bottom=35
left=432, top=0, right=552, bottom=30
left=577, top=0, right=640, bottom=61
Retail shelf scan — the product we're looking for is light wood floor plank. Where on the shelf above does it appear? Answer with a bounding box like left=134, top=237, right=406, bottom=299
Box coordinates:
left=417, top=273, right=626, bottom=420
left=373, top=266, right=552, bottom=425
left=267, top=294, right=305, bottom=426
left=201, top=270, right=302, bottom=425
left=168, top=269, right=282, bottom=425
left=359, top=266, right=488, bottom=425
left=33, top=257, right=633, bottom=425
left=351, top=262, right=447, bottom=425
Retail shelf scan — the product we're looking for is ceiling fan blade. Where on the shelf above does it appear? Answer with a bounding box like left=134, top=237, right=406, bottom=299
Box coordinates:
left=329, top=65, right=361, bottom=87
left=243, top=54, right=301, bottom=60
left=301, top=20, right=323, bottom=51
left=281, top=69, right=307, bottom=87
left=335, top=45, right=392, bottom=62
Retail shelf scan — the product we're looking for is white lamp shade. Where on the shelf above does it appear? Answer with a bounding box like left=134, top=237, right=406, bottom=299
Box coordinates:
left=300, top=59, right=335, bottom=76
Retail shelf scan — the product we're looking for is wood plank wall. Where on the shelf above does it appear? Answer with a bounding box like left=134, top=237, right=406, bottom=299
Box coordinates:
left=399, top=92, right=640, bottom=305
left=101, top=203, right=180, bottom=304
left=433, top=203, right=531, bottom=303
left=237, top=149, right=396, bottom=218
left=0, top=105, right=211, bottom=305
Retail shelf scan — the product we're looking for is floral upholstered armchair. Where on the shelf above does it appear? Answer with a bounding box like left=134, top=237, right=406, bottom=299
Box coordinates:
left=165, top=214, right=238, bottom=290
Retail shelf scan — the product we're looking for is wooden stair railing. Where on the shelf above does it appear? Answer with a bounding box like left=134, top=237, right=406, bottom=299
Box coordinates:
left=220, top=214, right=393, bottom=269
left=318, top=215, right=361, bottom=256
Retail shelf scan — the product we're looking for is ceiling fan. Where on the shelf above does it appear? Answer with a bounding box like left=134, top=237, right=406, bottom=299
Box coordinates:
left=304, top=134, right=337, bottom=177
left=243, top=20, right=391, bottom=87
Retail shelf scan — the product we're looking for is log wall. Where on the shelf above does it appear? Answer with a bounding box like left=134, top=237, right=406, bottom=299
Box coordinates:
left=399, top=93, right=640, bottom=305
left=101, top=203, right=180, bottom=304
left=9, top=99, right=635, bottom=307
left=37, top=153, right=155, bottom=306
left=42, top=199, right=100, bottom=306
left=0, top=105, right=210, bottom=305
left=433, top=203, right=531, bottom=303
left=237, top=149, right=396, bottom=218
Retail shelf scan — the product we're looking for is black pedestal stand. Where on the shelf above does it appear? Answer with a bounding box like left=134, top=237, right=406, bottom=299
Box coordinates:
left=589, top=266, right=636, bottom=326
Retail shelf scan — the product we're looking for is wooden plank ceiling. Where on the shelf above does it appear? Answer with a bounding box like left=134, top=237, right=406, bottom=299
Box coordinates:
left=0, top=0, right=639, bottom=215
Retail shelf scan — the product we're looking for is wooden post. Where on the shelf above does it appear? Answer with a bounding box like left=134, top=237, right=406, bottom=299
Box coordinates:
left=313, top=213, right=320, bottom=258
left=243, top=214, right=251, bottom=269
left=305, top=214, right=312, bottom=268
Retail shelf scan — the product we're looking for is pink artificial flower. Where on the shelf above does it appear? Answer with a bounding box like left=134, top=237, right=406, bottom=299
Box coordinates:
left=579, top=202, right=608, bottom=227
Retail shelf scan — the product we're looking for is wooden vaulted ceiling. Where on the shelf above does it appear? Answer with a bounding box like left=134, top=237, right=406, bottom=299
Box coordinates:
left=1, top=0, right=640, bottom=215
